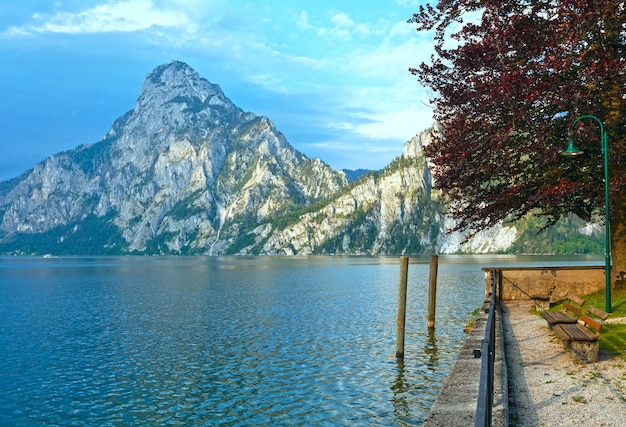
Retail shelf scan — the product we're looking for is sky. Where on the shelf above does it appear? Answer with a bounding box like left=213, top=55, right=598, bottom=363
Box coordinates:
left=0, top=0, right=438, bottom=181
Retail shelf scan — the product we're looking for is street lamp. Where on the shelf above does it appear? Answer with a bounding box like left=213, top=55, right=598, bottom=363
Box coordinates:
left=560, top=115, right=611, bottom=313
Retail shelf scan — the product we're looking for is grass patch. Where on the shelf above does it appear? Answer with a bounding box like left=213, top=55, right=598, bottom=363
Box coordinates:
left=580, top=286, right=626, bottom=317
left=600, top=323, right=626, bottom=358
left=464, top=307, right=482, bottom=333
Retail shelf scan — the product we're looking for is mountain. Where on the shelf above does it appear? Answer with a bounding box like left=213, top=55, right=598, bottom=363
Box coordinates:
left=246, top=131, right=442, bottom=255
left=0, top=61, right=603, bottom=256
left=0, top=61, right=346, bottom=255
left=341, top=169, right=373, bottom=183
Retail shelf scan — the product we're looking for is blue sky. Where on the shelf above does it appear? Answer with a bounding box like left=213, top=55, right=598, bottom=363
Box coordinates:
left=0, top=0, right=437, bottom=181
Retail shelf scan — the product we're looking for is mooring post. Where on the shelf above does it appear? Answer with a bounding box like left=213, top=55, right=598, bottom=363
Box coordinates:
left=396, top=256, right=409, bottom=359
left=427, top=254, right=438, bottom=329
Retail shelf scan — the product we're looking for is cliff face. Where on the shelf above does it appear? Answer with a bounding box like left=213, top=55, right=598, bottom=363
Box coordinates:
left=1, top=61, right=594, bottom=256
left=0, top=61, right=347, bottom=254
left=245, top=130, right=441, bottom=255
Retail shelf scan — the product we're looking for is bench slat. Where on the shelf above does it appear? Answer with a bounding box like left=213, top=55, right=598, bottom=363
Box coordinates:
left=540, top=311, right=577, bottom=325
left=567, top=294, right=585, bottom=307
left=586, top=305, right=609, bottom=321
left=540, top=295, right=584, bottom=326
left=563, top=301, right=582, bottom=317
left=554, top=323, right=598, bottom=342
left=553, top=324, right=572, bottom=342
left=581, top=314, right=603, bottom=334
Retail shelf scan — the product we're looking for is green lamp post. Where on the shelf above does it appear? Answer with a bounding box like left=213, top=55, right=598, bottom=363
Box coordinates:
left=560, top=115, right=611, bottom=313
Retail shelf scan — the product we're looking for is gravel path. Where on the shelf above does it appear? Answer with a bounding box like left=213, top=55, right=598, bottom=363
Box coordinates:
left=502, top=302, right=626, bottom=426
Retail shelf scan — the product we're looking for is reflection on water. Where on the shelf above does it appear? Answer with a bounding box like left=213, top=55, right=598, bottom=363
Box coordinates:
left=424, top=329, right=440, bottom=371
left=392, top=358, right=412, bottom=422
left=0, top=255, right=600, bottom=426
left=391, top=328, right=443, bottom=426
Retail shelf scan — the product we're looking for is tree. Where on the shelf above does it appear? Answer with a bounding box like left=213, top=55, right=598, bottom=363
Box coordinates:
left=409, top=0, right=626, bottom=287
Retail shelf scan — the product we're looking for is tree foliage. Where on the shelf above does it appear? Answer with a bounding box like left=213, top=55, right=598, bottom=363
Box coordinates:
left=409, top=0, right=626, bottom=236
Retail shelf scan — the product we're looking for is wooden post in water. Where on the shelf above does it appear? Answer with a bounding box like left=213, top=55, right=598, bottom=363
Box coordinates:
left=396, top=256, right=409, bottom=359
left=427, top=254, right=438, bottom=329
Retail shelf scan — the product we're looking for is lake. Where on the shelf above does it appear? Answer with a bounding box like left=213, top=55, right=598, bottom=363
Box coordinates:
left=0, top=255, right=601, bottom=426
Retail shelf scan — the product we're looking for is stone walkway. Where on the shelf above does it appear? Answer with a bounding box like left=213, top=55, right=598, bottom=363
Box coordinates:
left=502, top=302, right=626, bottom=426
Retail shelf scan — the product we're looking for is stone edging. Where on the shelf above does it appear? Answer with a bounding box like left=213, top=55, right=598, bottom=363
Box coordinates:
left=422, top=299, right=508, bottom=426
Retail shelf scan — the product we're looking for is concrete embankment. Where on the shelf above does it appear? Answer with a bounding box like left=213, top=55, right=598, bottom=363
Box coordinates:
left=422, top=299, right=507, bottom=427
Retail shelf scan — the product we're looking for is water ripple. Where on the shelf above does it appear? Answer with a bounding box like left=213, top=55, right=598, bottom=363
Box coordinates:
left=0, top=256, right=490, bottom=426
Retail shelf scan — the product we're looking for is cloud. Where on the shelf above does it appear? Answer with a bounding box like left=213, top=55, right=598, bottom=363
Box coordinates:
left=330, top=12, right=370, bottom=38
left=3, top=0, right=189, bottom=36
left=354, top=108, right=433, bottom=140
left=394, top=0, right=424, bottom=7
left=245, top=9, right=437, bottom=151
left=296, top=11, right=312, bottom=30
left=312, top=11, right=373, bottom=41
left=311, top=32, right=435, bottom=140
left=246, top=73, right=287, bottom=93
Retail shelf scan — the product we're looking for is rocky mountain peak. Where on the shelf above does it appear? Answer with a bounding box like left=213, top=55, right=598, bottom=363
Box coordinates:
left=0, top=61, right=350, bottom=254
left=140, top=60, right=228, bottom=106
left=105, top=61, right=248, bottom=142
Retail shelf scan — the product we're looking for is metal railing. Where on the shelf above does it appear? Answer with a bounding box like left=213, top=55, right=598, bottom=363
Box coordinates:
left=475, top=269, right=498, bottom=427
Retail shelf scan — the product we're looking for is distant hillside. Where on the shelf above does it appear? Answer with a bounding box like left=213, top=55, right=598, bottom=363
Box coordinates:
left=341, top=169, right=373, bottom=183
left=0, top=61, right=603, bottom=256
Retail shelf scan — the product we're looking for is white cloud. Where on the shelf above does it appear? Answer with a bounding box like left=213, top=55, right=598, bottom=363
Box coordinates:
left=312, top=33, right=435, bottom=141
left=313, top=11, right=373, bottom=41
left=296, top=11, right=312, bottom=30
left=394, top=0, right=424, bottom=7
left=330, top=12, right=356, bottom=29
left=247, top=73, right=287, bottom=93
left=328, top=122, right=355, bottom=131
left=4, top=0, right=189, bottom=36
left=354, top=108, right=433, bottom=140
left=257, top=9, right=437, bottom=146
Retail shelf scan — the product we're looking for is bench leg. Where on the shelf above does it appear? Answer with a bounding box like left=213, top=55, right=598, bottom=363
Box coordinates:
left=554, top=334, right=571, bottom=350
left=570, top=341, right=599, bottom=363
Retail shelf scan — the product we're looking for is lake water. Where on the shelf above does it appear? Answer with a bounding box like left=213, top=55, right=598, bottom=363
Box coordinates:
left=0, top=255, right=601, bottom=426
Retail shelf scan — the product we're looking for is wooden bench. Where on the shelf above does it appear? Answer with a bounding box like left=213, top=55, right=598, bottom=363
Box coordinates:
left=552, top=305, right=610, bottom=363
left=540, top=295, right=584, bottom=326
